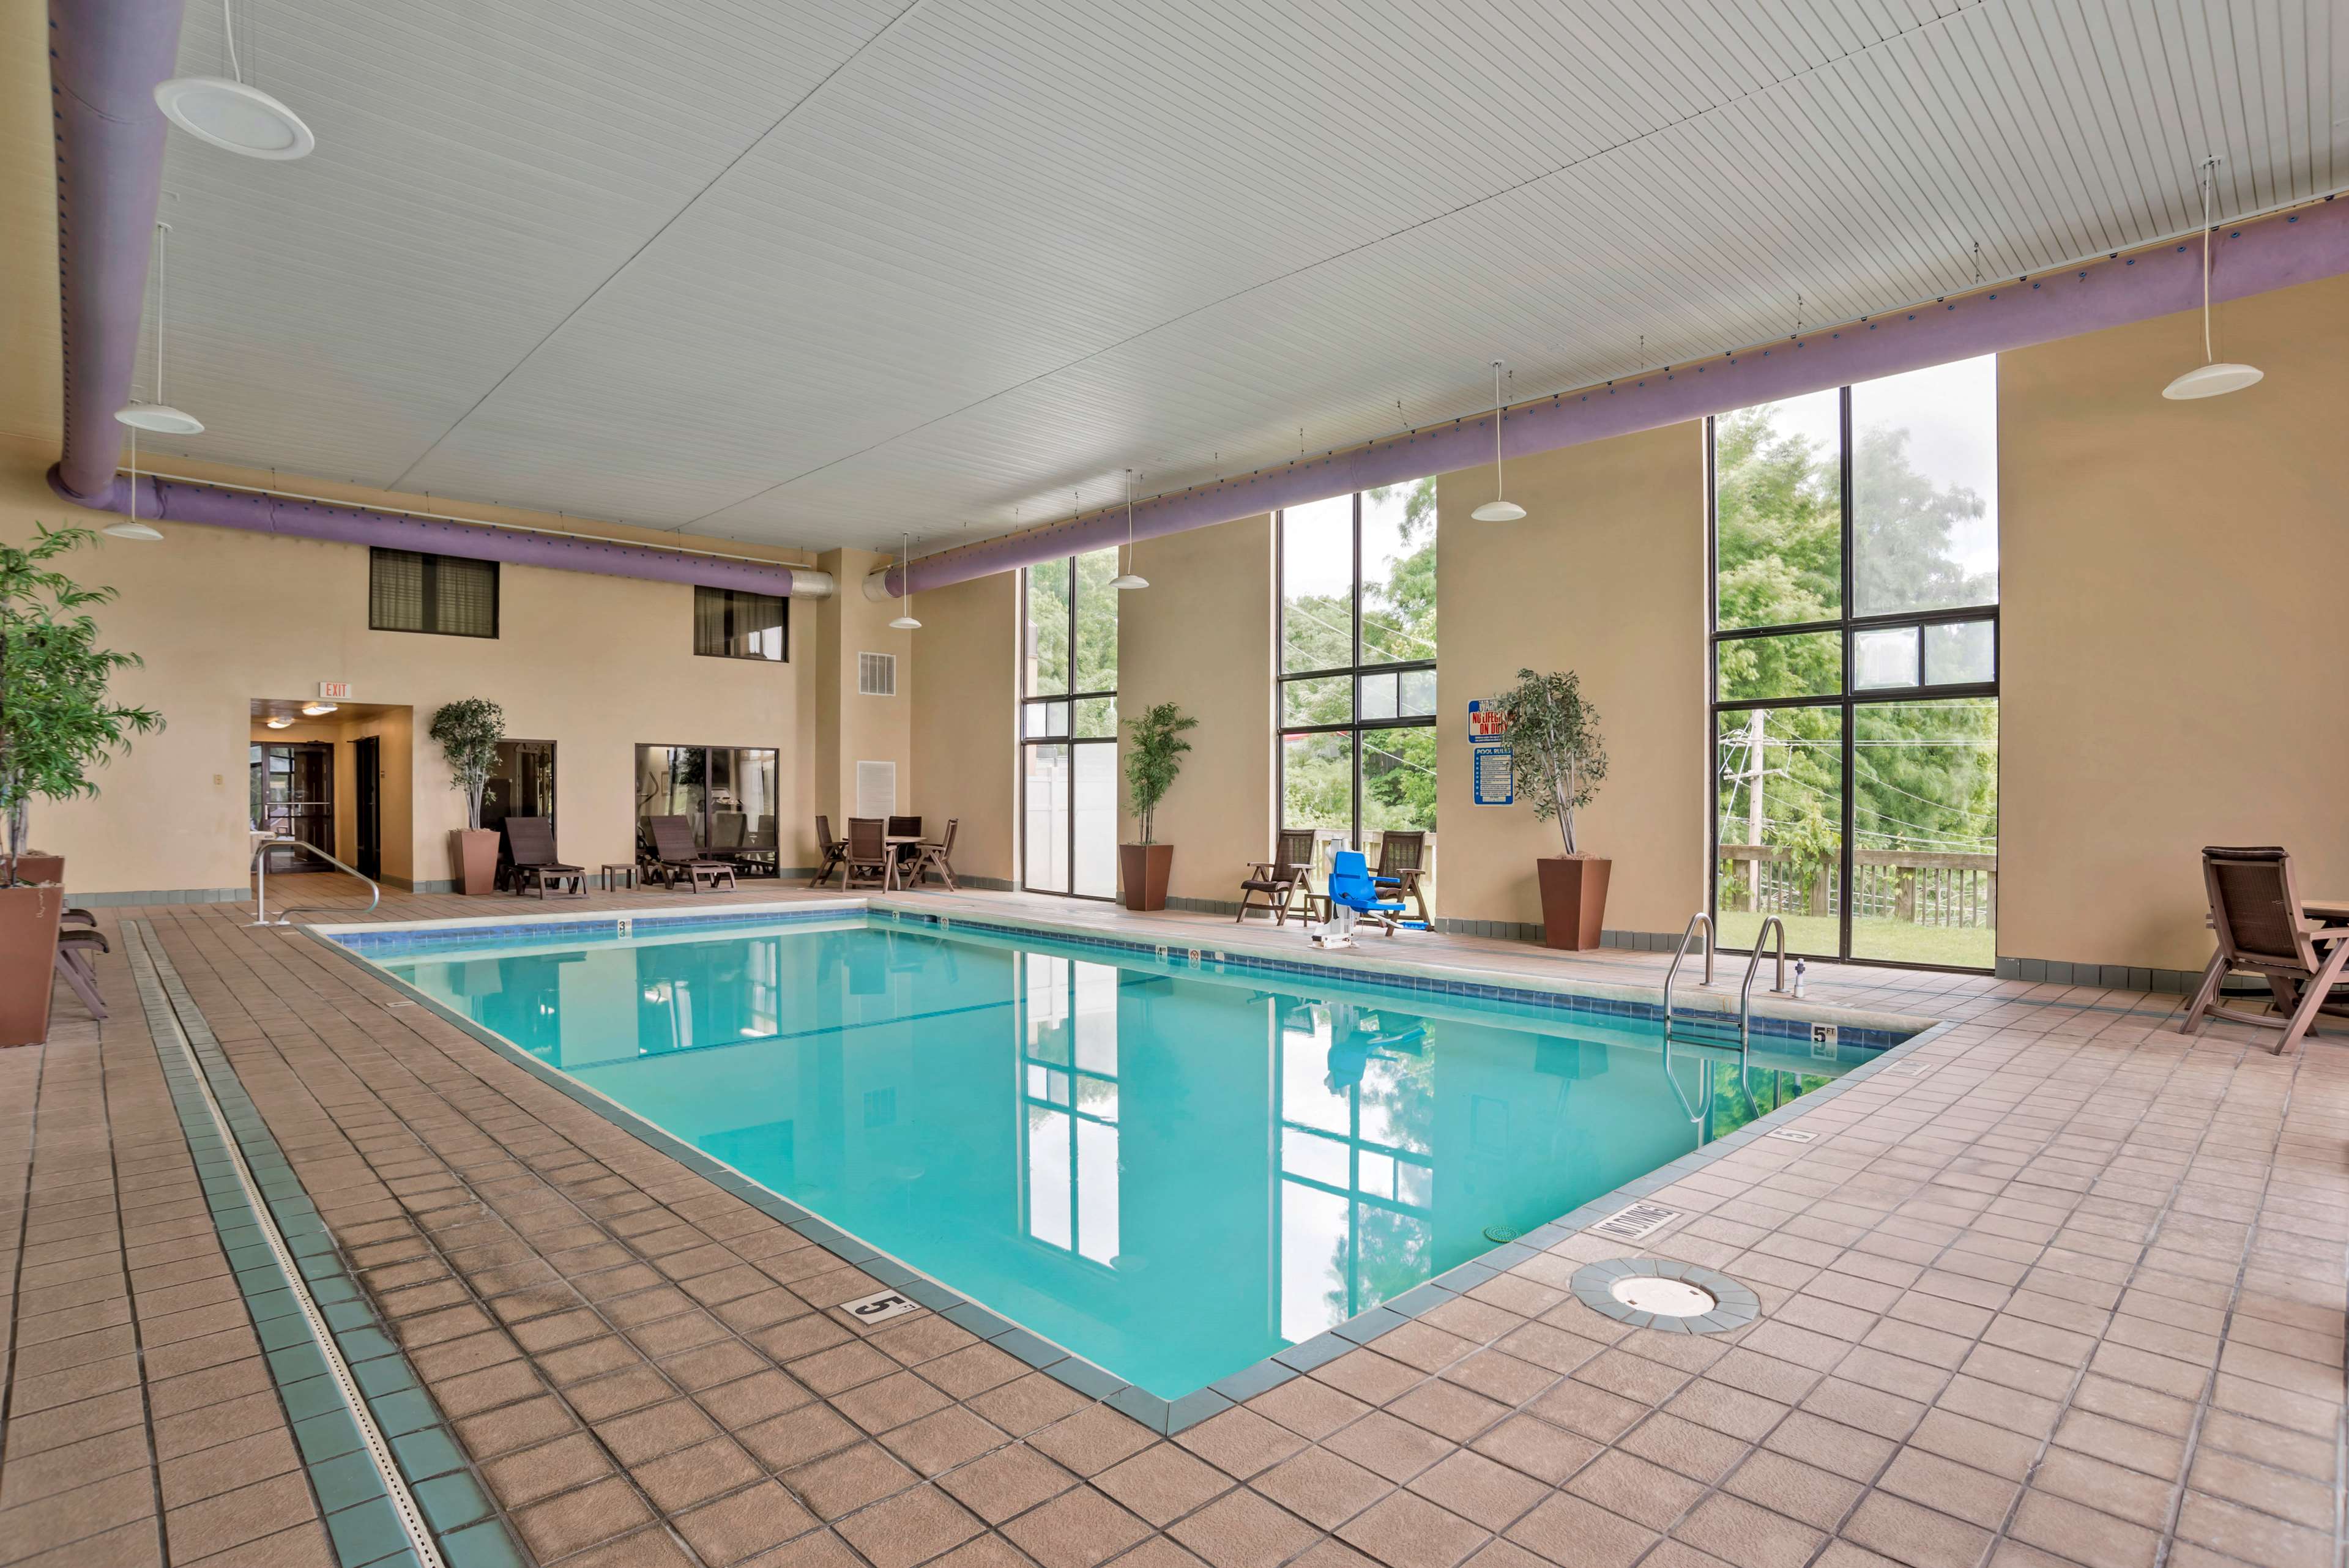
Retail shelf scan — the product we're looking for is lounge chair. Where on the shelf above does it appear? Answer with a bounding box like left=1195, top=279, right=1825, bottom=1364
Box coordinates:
left=811, top=816, right=848, bottom=888
left=1237, top=830, right=1318, bottom=925
left=504, top=816, right=586, bottom=899
left=1372, top=830, right=1432, bottom=926
left=2181, top=845, right=2349, bottom=1054
left=843, top=818, right=893, bottom=890
left=907, top=819, right=959, bottom=890
left=54, top=927, right=108, bottom=1021
left=646, top=814, right=738, bottom=893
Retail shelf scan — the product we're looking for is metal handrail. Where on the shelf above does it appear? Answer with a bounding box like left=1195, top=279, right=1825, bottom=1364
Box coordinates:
left=251, top=835, right=380, bottom=926
left=1736, top=915, right=1791, bottom=1051
left=1661, top=912, right=1714, bottom=1029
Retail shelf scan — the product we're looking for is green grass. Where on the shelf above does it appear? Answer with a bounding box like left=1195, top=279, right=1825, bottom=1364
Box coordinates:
left=1715, top=912, right=1994, bottom=970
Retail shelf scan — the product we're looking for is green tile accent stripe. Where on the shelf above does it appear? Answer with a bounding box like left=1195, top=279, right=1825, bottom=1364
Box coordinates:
left=122, top=921, right=524, bottom=1568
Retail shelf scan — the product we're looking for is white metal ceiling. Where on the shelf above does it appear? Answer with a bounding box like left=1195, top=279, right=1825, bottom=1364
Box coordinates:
left=130, top=0, right=2342, bottom=554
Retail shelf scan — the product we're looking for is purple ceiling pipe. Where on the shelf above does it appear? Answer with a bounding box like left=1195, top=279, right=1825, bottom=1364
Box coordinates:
left=875, top=196, right=2349, bottom=600
left=50, top=0, right=190, bottom=503
left=51, top=470, right=816, bottom=595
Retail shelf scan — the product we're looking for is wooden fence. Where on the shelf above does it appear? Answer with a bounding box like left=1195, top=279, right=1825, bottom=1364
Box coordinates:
left=1718, top=845, right=1996, bottom=929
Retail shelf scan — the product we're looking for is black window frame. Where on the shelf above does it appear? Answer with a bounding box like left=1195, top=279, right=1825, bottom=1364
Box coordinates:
left=1275, top=491, right=1437, bottom=853
left=368, top=546, right=500, bottom=639
left=693, top=585, right=790, bottom=663
left=1019, top=554, right=1117, bottom=901
left=1706, top=380, right=2001, bottom=974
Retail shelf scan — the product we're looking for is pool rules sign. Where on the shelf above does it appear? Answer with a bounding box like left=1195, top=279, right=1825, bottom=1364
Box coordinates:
left=1467, top=699, right=1514, bottom=807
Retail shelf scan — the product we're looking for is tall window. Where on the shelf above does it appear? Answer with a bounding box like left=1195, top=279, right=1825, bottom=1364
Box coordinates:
left=1277, top=481, right=1437, bottom=894
left=1709, top=355, right=2000, bottom=970
left=694, top=586, right=787, bottom=661
left=1021, top=551, right=1119, bottom=897
left=370, top=547, right=497, bottom=638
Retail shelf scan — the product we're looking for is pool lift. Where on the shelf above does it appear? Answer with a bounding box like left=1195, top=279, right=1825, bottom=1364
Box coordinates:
left=1309, top=849, right=1429, bottom=949
left=1323, top=1001, right=1429, bottom=1091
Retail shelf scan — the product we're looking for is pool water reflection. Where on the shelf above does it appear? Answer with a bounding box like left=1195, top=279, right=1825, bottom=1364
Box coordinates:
left=382, top=920, right=1864, bottom=1399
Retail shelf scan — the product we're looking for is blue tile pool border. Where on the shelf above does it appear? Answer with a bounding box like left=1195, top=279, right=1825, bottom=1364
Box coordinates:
left=124, top=921, right=525, bottom=1568
left=319, top=899, right=1927, bottom=1053
left=297, top=906, right=1956, bottom=1434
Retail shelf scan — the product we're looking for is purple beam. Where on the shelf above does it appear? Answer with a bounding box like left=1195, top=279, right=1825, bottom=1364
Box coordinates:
left=880, top=197, right=2348, bottom=598
left=50, top=0, right=190, bottom=502
left=49, top=469, right=809, bottom=596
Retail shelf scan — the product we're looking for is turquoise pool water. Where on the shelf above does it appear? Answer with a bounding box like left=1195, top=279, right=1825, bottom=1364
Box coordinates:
left=374, top=916, right=1874, bottom=1399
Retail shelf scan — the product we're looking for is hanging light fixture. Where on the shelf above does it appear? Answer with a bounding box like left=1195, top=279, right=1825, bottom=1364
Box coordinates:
left=1470, top=360, right=1525, bottom=521
left=1110, top=470, right=1148, bottom=590
left=116, top=222, right=204, bottom=437
left=2163, top=157, right=2262, bottom=400
left=888, top=533, right=921, bottom=630
left=105, top=418, right=163, bottom=540
left=154, top=0, right=315, bottom=160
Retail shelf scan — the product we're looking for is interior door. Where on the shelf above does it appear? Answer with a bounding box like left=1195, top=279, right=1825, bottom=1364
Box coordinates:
left=353, top=735, right=381, bottom=880
left=255, top=743, right=334, bottom=871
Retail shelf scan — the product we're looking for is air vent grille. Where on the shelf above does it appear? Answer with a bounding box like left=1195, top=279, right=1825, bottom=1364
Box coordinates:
left=858, top=652, right=896, bottom=696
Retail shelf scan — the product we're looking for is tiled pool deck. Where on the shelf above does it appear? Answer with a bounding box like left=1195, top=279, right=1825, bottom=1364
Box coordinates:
left=4, top=880, right=2342, bottom=1568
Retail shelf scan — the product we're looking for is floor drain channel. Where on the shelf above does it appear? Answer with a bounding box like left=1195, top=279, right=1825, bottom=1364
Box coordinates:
left=124, top=923, right=449, bottom=1568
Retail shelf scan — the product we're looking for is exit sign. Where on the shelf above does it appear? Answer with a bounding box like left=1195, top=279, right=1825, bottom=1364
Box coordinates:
left=319, top=682, right=352, bottom=700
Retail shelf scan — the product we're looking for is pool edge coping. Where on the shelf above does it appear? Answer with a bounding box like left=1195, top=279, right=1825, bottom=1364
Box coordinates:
left=291, top=905, right=1960, bottom=1433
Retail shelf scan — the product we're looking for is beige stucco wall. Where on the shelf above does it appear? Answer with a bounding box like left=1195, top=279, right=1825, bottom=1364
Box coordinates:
left=909, top=572, right=1018, bottom=885
left=1114, top=513, right=1276, bottom=904
left=1998, top=270, right=2349, bottom=972
left=813, top=548, right=915, bottom=828
left=1434, top=425, right=1709, bottom=935
left=1, top=434, right=820, bottom=896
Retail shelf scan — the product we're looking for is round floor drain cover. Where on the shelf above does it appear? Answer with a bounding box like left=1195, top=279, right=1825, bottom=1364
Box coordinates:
left=1481, top=1224, right=1522, bottom=1244
left=1569, top=1257, right=1759, bottom=1333
left=1609, top=1274, right=1716, bottom=1317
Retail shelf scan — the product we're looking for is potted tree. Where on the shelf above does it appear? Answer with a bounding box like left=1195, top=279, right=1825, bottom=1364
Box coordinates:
left=1497, top=667, right=1611, bottom=950
left=1119, top=701, right=1196, bottom=912
left=1, top=525, right=163, bottom=1046
left=428, top=698, right=505, bottom=895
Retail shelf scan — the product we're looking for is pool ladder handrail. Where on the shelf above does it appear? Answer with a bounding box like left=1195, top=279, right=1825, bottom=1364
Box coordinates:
left=1661, top=912, right=1714, bottom=1032
left=251, top=834, right=381, bottom=926
left=1735, top=915, right=1792, bottom=1052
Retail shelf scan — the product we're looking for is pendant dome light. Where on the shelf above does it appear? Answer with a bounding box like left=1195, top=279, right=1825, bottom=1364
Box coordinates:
left=2162, top=157, right=2262, bottom=400
left=1110, top=470, right=1148, bottom=590
left=888, top=533, right=921, bottom=630
left=105, top=421, right=163, bottom=541
left=1470, top=360, right=1525, bottom=521
left=115, top=222, right=204, bottom=437
left=154, top=0, right=315, bottom=160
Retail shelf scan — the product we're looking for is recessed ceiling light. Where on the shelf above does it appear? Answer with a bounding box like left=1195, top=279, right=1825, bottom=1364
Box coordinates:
left=154, top=76, right=315, bottom=160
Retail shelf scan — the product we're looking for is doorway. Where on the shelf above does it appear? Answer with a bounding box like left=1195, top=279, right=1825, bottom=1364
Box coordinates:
left=251, top=742, right=334, bottom=872
left=353, top=735, right=382, bottom=880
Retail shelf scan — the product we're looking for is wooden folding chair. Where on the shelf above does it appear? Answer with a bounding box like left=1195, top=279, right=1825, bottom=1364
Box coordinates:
left=2181, top=845, right=2349, bottom=1055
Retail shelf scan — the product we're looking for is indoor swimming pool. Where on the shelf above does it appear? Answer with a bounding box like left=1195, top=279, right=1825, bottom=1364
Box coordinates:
left=344, top=912, right=1904, bottom=1401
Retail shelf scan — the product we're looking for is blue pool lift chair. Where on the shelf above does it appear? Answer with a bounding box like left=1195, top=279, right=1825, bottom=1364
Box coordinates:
left=1312, top=849, right=1423, bottom=949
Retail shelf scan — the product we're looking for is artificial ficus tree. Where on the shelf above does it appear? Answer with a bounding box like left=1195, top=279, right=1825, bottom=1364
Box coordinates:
left=0, top=526, right=163, bottom=886
left=427, top=697, right=506, bottom=831
left=1122, top=701, right=1197, bottom=844
left=1496, top=667, right=1608, bottom=856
